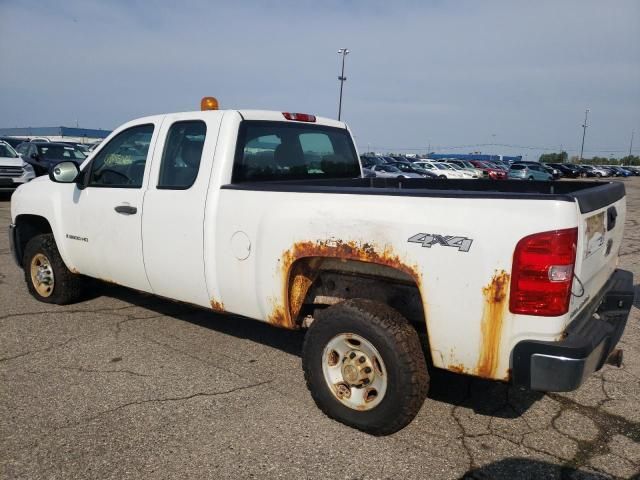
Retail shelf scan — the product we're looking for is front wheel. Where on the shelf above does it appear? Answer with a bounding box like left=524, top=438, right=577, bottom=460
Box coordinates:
left=302, top=299, right=429, bottom=435
left=23, top=234, right=84, bottom=304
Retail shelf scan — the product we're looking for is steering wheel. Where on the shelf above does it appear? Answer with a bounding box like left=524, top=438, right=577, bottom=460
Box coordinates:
left=96, top=168, right=130, bottom=184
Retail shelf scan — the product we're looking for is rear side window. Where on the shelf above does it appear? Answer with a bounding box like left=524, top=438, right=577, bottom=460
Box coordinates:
left=158, top=121, right=207, bottom=189
left=232, top=121, right=360, bottom=183
left=511, top=164, right=525, bottom=170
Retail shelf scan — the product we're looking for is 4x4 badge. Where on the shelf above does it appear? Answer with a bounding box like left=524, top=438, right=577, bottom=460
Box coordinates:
left=408, top=233, right=473, bottom=252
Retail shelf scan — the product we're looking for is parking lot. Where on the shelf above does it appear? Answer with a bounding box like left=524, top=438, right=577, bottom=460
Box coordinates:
left=0, top=179, right=638, bottom=480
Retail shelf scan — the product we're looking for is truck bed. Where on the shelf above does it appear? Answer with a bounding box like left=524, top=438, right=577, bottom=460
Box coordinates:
left=223, top=178, right=625, bottom=214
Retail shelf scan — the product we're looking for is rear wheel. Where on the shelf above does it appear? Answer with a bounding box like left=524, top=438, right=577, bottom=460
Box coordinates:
left=23, top=234, right=84, bottom=304
left=302, top=299, right=429, bottom=435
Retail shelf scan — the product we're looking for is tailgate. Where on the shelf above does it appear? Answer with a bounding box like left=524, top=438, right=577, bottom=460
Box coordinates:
left=570, top=188, right=626, bottom=319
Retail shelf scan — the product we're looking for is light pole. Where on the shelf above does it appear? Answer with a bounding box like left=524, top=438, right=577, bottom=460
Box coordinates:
left=629, top=130, right=634, bottom=161
left=579, top=108, right=590, bottom=163
left=337, top=48, right=349, bottom=121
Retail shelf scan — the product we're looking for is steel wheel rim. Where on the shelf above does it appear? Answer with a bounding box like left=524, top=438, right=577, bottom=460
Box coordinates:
left=322, top=333, right=388, bottom=411
left=30, top=253, right=54, bottom=297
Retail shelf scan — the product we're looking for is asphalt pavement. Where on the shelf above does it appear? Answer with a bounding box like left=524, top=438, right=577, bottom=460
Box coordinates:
left=1, top=179, right=639, bottom=480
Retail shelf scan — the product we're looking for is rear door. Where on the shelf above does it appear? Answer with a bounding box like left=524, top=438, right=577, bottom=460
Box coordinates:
left=141, top=111, right=224, bottom=307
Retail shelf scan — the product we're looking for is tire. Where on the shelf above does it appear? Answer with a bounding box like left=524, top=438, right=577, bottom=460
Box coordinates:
left=438, top=175, right=447, bottom=179
left=302, top=299, right=429, bottom=435
left=23, top=234, right=84, bottom=304
left=528, top=176, right=534, bottom=180
left=596, top=173, right=602, bottom=178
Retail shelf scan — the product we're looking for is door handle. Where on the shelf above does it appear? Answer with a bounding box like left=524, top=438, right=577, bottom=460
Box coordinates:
left=114, top=205, right=137, bottom=215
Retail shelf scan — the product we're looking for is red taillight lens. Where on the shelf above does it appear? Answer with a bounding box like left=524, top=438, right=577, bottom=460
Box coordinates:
left=510, top=228, right=578, bottom=316
left=282, top=112, right=316, bottom=122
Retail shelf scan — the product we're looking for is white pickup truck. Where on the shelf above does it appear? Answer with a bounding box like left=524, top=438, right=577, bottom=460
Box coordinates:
left=9, top=100, right=634, bottom=435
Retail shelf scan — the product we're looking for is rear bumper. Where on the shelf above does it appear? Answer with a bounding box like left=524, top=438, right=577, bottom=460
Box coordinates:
left=511, top=269, right=634, bottom=392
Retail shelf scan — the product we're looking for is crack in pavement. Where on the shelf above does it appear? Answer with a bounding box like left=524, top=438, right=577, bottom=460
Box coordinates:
left=53, top=380, right=273, bottom=431
left=0, top=336, right=80, bottom=363
left=0, top=305, right=136, bottom=322
left=546, top=393, right=640, bottom=478
left=58, top=366, right=151, bottom=377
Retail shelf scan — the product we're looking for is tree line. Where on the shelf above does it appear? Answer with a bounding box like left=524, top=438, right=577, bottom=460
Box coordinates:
left=539, top=151, right=640, bottom=165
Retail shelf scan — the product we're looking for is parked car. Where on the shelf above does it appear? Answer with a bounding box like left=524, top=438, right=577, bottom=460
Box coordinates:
left=579, top=165, right=610, bottom=178
left=19, top=142, right=87, bottom=176
left=414, top=161, right=468, bottom=179
left=0, top=141, right=36, bottom=192
left=370, top=164, right=422, bottom=179
left=360, top=155, right=387, bottom=168
left=60, top=142, right=92, bottom=156
left=621, top=166, right=640, bottom=176
left=444, top=162, right=478, bottom=179
left=444, top=159, right=484, bottom=178
left=390, top=161, right=438, bottom=179
left=0, top=136, right=30, bottom=149
left=547, top=163, right=582, bottom=178
left=508, top=163, right=553, bottom=181
left=542, top=164, right=561, bottom=179
left=469, top=160, right=507, bottom=180
left=606, top=166, right=632, bottom=178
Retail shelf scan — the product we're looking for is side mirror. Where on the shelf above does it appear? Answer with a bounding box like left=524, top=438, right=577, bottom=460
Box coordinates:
left=30, top=153, right=39, bottom=161
left=49, top=161, right=79, bottom=183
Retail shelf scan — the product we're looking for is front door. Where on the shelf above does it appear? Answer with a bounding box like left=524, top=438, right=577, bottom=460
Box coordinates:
left=62, top=121, right=162, bottom=292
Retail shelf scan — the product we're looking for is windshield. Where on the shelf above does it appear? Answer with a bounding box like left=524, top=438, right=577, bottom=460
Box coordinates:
left=233, top=121, right=359, bottom=182
left=37, top=144, right=86, bottom=160
left=0, top=143, right=18, bottom=158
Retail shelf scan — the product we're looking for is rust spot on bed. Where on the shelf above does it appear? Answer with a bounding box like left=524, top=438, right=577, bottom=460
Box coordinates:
left=476, top=270, right=510, bottom=379
left=269, top=239, right=422, bottom=329
left=448, top=364, right=467, bottom=374
left=210, top=299, right=225, bottom=313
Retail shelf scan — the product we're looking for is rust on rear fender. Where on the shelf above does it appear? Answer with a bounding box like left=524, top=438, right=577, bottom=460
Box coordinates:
left=269, top=239, right=423, bottom=329
left=476, top=270, right=510, bottom=379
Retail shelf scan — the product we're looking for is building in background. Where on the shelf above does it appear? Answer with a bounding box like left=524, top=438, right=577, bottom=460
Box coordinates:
left=0, top=126, right=111, bottom=144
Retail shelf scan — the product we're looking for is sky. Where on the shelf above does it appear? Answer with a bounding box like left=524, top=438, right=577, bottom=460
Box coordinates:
left=1, top=0, right=639, bottom=160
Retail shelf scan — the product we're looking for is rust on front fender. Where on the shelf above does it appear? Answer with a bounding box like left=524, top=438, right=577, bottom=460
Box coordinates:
left=268, top=239, right=422, bottom=329
left=476, top=270, right=510, bottom=379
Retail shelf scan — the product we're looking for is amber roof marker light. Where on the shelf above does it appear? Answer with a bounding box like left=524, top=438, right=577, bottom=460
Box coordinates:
left=201, top=97, right=219, bottom=111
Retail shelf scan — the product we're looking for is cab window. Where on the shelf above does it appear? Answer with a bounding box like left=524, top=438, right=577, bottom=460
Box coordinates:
left=232, top=121, right=360, bottom=183
left=88, top=124, right=154, bottom=188
left=157, top=121, right=206, bottom=189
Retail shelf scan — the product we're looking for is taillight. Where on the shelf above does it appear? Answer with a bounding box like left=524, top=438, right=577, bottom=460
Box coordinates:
left=510, top=228, right=578, bottom=316
left=282, top=112, right=316, bottom=122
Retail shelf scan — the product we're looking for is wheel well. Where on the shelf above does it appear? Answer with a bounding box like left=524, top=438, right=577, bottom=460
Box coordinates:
left=288, top=257, right=429, bottom=346
left=14, top=215, right=53, bottom=267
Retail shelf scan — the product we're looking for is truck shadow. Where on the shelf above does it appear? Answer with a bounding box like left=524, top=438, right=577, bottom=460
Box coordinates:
left=96, top=283, right=542, bottom=417
left=459, top=458, right=613, bottom=480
